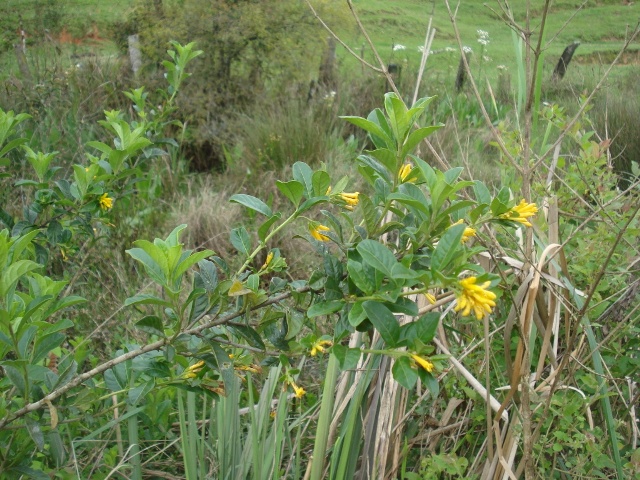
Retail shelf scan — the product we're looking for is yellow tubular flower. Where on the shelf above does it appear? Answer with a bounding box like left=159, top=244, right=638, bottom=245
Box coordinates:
left=326, top=186, right=332, bottom=195
left=500, top=199, right=538, bottom=227
left=452, top=219, right=476, bottom=243
left=462, top=226, right=476, bottom=243
left=261, top=251, right=274, bottom=270
left=425, top=293, right=437, bottom=305
left=310, top=224, right=331, bottom=242
left=455, top=277, right=497, bottom=320
left=99, top=193, right=113, bottom=211
left=340, top=192, right=360, bottom=207
left=236, top=364, right=262, bottom=374
left=411, top=354, right=435, bottom=373
left=310, top=339, right=333, bottom=356
left=182, top=360, right=205, bottom=379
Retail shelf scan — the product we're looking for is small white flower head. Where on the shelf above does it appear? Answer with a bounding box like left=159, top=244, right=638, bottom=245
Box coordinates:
left=477, top=29, right=490, bottom=44
left=497, top=64, right=508, bottom=71
left=462, top=46, right=473, bottom=54
left=445, top=47, right=456, bottom=53
left=483, top=55, right=491, bottom=62
left=393, top=44, right=406, bottom=51
left=417, top=46, right=433, bottom=54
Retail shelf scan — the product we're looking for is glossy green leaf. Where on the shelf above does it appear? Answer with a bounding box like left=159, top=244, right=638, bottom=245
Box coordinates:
left=357, top=239, right=396, bottom=277
left=392, top=356, right=418, bottom=390
left=431, top=223, right=464, bottom=271
left=308, top=300, right=345, bottom=318
left=362, top=301, right=400, bottom=347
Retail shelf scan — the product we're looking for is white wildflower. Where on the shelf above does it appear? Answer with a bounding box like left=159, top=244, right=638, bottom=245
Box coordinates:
left=477, top=29, right=490, bottom=46
left=462, top=46, right=473, bottom=54
left=393, top=44, right=406, bottom=51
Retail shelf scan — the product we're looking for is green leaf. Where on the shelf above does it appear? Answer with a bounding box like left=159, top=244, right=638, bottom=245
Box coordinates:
left=431, top=223, right=464, bottom=271
left=3, top=364, right=26, bottom=395
left=48, top=430, right=66, bottom=467
left=384, top=93, right=410, bottom=142
left=229, top=194, right=272, bottom=217
left=124, top=294, right=172, bottom=308
left=491, top=187, right=511, bottom=216
left=392, top=356, right=418, bottom=390
left=359, top=194, right=379, bottom=236
left=230, top=227, right=251, bottom=256
left=197, top=260, right=218, bottom=293
left=357, top=239, right=396, bottom=277
left=473, top=180, right=491, bottom=205
left=26, top=417, right=45, bottom=451
left=228, top=325, right=265, bottom=350
left=347, top=259, right=374, bottom=295
left=276, top=180, right=304, bottom=207
left=312, top=170, right=331, bottom=197
left=257, top=214, right=281, bottom=242
left=332, top=345, right=362, bottom=370
left=415, top=312, right=440, bottom=344
left=357, top=154, right=392, bottom=184
left=341, top=116, right=392, bottom=147
left=1, top=259, right=40, bottom=297
left=173, top=249, right=215, bottom=280
left=292, top=162, right=314, bottom=198
left=136, top=316, right=165, bottom=337
left=362, top=301, right=400, bottom=347
left=307, top=300, right=345, bottom=318
left=401, top=125, right=443, bottom=159
left=32, top=333, right=65, bottom=364
left=127, top=243, right=168, bottom=284
left=128, top=380, right=154, bottom=406
left=348, top=301, right=367, bottom=327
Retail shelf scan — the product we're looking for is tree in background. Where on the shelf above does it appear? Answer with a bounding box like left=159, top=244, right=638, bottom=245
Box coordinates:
left=121, top=0, right=349, bottom=169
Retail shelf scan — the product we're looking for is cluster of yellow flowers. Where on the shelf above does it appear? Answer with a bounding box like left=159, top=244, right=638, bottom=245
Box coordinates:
left=454, top=277, right=497, bottom=320
left=340, top=192, right=359, bottom=211
left=99, top=193, right=113, bottom=211
left=500, top=199, right=538, bottom=227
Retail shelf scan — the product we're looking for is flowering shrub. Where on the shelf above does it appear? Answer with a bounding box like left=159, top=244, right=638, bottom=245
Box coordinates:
left=0, top=42, right=538, bottom=474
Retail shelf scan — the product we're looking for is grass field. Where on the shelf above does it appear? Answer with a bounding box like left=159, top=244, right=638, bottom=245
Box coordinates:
left=338, top=1, right=639, bottom=79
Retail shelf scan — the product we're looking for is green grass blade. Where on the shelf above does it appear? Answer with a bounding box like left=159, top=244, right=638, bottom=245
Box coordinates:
left=310, top=353, right=340, bottom=480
